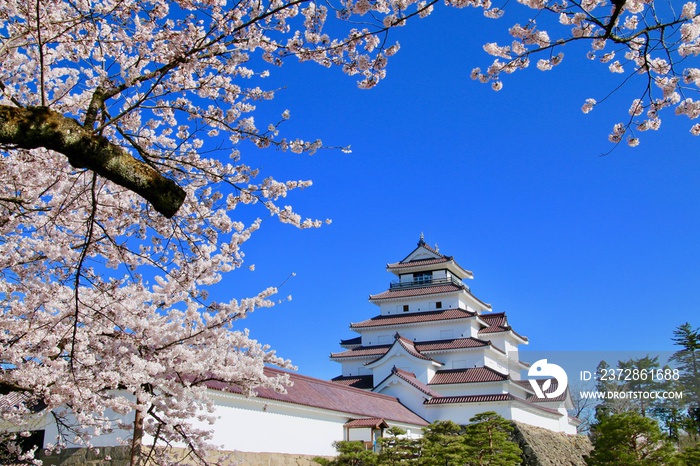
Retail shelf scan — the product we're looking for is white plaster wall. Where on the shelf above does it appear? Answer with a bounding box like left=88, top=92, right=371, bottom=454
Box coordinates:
left=374, top=382, right=430, bottom=421
left=371, top=353, right=431, bottom=386
left=378, top=295, right=463, bottom=316
left=425, top=402, right=513, bottom=425
left=348, top=428, right=372, bottom=442
left=429, top=381, right=509, bottom=397
left=510, top=405, right=572, bottom=433
left=39, top=397, right=135, bottom=449
left=205, top=393, right=344, bottom=456
left=433, top=350, right=485, bottom=369
left=340, top=360, right=372, bottom=377
left=361, top=322, right=472, bottom=346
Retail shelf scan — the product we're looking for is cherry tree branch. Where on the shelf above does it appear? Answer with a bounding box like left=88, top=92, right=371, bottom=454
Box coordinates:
left=0, top=105, right=186, bottom=218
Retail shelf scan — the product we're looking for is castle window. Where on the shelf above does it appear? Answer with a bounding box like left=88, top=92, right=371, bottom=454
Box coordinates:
left=413, top=271, right=432, bottom=283
left=403, top=305, right=409, bottom=312
left=435, top=301, right=442, bottom=309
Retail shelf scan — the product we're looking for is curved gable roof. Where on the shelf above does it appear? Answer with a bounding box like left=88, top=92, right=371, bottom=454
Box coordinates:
left=374, top=366, right=441, bottom=398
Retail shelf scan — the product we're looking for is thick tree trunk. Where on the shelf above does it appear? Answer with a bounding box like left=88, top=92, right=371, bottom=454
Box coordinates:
left=0, top=105, right=186, bottom=218
left=130, top=405, right=144, bottom=466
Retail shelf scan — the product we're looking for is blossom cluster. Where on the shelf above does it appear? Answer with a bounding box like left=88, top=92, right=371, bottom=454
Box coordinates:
left=471, top=0, right=700, bottom=145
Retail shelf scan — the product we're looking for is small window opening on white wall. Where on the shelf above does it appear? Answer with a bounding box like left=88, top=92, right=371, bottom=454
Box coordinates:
left=435, top=301, right=442, bottom=309
left=403, top=304, right=409, bottom=312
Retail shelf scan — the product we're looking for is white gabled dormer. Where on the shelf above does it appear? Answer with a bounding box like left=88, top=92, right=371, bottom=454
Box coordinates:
left=365, top=333, right=443, bottom=386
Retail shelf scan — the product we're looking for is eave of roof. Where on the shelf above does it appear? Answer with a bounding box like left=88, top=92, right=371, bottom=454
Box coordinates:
left=349, top=308, right=476, bottom=330
left=330, top=336, right=492, bottom=361
left=369, top=283, right=465, bottom=302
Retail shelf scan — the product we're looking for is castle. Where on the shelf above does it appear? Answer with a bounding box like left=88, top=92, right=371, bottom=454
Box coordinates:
left=330, top=236, right=579, bottom=435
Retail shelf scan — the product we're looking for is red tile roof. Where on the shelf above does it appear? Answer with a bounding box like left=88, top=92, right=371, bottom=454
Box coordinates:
left=417, top=337, right=492, bottom=352
left=350, top=308, right=475, bottom=329
left=330, top=336, right=490, bottom=360
left=478, top=312, right=529, bottom=342
left=345, top=418, right=389, bottom=428
left=386, top=257, right=451, bottom=270
left=363, top=336, right=441, bottom=367
left=206, top=368, right=429, bottom=426
left=429, top=367, right=509, bottom=385
left=369, top=283, right=464, bottom=301
left=395, top=336, right=433, bottom=361
left=479, top=313, right=508, bottom=332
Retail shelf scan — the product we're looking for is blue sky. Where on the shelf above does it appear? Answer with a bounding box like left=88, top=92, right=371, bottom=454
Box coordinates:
left=213, top=6, right=700, bottom=380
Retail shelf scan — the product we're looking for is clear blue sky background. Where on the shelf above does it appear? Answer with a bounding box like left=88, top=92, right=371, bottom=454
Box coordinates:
left=210, top=6, right=700, bottom=380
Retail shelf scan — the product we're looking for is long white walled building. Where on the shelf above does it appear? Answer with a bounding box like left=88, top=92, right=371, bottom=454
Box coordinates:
left=331, top=237, right=579, bottom=435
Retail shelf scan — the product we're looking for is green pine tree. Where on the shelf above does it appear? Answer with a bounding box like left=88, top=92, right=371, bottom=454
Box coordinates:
left=587, top=411, right=677, bottom=465
left=617, top=355, right=661, bottom=417
left=377, top=426, right=420, bottom=465
left=315, top=441, right=378, bottom=466
left=463, top=412, right=522, bottom=466
left=671, top=322, right=700, bottom=439
left=419, top=420, right=468, bottom=466
left=676, top=445, right=700, bottom=466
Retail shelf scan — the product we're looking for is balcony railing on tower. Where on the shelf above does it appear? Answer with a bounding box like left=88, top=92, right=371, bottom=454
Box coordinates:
left=389, top=275, right=467, bottom=291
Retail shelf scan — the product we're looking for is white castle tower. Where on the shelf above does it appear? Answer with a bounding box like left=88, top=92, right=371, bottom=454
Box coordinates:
left=330, top=237, right=579, bottom=434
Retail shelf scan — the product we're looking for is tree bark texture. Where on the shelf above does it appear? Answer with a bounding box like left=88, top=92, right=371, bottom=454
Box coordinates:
left=0, top=105, right=186, bottom=218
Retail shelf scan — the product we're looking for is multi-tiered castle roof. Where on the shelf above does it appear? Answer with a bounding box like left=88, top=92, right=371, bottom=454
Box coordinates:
left=330, top=237, right=579, bottom=434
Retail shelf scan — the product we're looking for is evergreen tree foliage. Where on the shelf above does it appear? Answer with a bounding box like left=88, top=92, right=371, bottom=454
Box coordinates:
left=676, top=444, right=700, bottom=466
left=418, top=420, right=468, bottom=466
left=617, top=355, right=662, bottom=417
left=671, top=323, right=700, bottom=397
left=594, top=360, right=634, bottom=420
left=463, top=412, right=522, bottom=466
left=587, top=411, right=677, bottom=466
left=315, top=441, right=378, bottom=466
left=671, top=322, right=700, bottom=439
left=377, top=427, right=420, bottom=465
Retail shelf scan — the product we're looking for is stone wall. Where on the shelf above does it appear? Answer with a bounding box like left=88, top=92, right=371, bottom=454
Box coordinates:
left=40, top=446, right=131, bottom=466
left=513, top=422, right=592, bottom=466
left=39, top=447, right=326, bottom=466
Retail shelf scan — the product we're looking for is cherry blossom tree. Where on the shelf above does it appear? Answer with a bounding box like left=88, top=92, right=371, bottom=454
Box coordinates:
left=1, top=0, right=699, bottom=464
